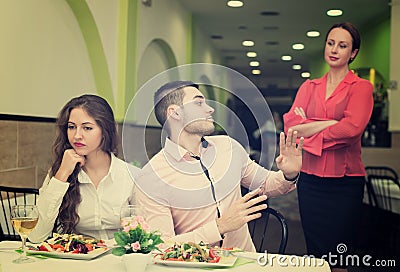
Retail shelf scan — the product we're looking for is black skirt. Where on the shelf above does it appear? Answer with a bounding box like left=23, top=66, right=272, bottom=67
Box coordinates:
left=297, top=172, right=365, bottom=268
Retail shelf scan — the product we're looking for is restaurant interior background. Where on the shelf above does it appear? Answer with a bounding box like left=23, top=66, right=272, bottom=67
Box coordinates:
left=0, top=0, right=399, bottom=267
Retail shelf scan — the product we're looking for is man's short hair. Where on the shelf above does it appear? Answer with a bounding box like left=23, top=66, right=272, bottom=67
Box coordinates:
left=154, top=81, right=199, bottom=125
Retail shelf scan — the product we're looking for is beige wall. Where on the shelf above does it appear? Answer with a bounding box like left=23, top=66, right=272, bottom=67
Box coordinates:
left=362, top=132, right=400, bottom=175
left=389, top=0, right=400, bottom=131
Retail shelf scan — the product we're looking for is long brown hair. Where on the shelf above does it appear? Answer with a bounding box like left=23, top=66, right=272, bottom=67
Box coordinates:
left=51, top=94, right=118, bottom=234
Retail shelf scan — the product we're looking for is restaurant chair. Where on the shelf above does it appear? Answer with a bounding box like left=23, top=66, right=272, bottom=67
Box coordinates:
left=364, top=166, right=398, bottom=208
left=366, top=174, right=400, bottom=212
left=361, top=174, right=400, bottom=258
left=248, top=205, right=288, bottom=254
left=0, top=186, right=39, bottom=241
left=365, top=166, right=398, bottom=181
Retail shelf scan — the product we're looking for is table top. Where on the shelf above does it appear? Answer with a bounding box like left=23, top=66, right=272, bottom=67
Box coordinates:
left=0, top=241, right=331, bottom=272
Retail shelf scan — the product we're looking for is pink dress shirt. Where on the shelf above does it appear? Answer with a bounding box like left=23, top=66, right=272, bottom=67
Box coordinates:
left=283, top=71, right=373, bottom=177
left=135, top=135, right=295, bottom=252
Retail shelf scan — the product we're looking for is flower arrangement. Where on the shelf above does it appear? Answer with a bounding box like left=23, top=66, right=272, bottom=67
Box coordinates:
left=112, top=215, right=163, bottom=256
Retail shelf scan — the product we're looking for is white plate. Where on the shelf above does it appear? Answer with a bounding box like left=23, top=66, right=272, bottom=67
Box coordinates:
left=27, top=247, right=110, bottom=260
left=153, top=254, right=237, bottom=268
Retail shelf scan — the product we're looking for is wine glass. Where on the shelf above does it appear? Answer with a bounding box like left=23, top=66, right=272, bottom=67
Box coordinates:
left=10, top=204, right=39, bottom=264
left=120, top=205, right=143, bottom=229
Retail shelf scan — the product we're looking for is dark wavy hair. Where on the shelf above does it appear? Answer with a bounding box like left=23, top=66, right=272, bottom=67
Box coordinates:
left=325, top=22, right=361, bottom=64
left=154, top=81, right=199, bottom=126
left=51, top=94, right=118, bottom=234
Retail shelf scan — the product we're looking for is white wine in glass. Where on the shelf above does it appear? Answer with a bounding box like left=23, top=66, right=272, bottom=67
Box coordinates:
left=10, top=205, right=39, bottom=264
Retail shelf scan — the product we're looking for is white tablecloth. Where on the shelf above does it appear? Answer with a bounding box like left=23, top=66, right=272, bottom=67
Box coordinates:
left=0, top=241, right=330, bottom=272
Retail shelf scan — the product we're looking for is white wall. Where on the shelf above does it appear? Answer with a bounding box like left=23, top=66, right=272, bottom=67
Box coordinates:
left=0, top=0, right=96, bottom=117
left=86, top=0, right=119, bottom=100
left=0, top=0, right=226, bottom=121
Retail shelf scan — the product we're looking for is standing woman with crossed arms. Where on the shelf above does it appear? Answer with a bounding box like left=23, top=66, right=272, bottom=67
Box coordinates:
left=283, top=22, right=373, bottom=272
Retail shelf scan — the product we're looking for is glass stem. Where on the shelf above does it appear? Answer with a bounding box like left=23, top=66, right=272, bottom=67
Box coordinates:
left=21, top=236, right=27, bottom=258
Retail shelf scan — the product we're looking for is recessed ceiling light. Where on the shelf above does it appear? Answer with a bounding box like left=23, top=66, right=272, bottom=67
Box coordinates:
left=263, top=26, right=279, bottom=30
left=211, top=35, right=223, bottom=39
left=292, top=64, right=302, bottom=70
left=327, top=9, right=343, bottom=16
left=242, top=40, right=255, bottom=46
left=260, top=11, right=279, bottom=16
left=301, top=72, right=311, bottom=78
left=252, top=69, right=261, bottom=75
left=281, top=55, right=292, bottom=61
left=250, top=61, right=260, bottom=67
left=227, top=1, right=243, bottom=8
left=247, top=52, right=257, bottom=57
left=292, top=43, right=305, bottom=50
left=306, top=31, right=320, bottom=38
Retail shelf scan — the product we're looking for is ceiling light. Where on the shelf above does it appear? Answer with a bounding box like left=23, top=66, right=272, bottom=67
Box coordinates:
left=306, top=31, right=320, bottom=38
left=281, top=55, right=292, bottom=61
left=227, top=1, right=243, bottom=8
left=242, top=40, right=255, bottom=47
left=252, top=69, right=261, bottom=75
left=211, top=35, right=223, bottom=39
left=327, top=9, right=343, bottom=16
left=292, top=64, right=302, bottom=70
left=292, top=43, right=304, bottom=50
left=260, top=11, right=279, bottom=16
left=301, top=72, right=311, bottom=78
left=249, top=61, right=260, bottom=67
left=247, top=52, right=257, bottom=57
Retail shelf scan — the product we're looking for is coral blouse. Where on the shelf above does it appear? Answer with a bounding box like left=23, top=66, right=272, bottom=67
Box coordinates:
left=283, top=71, right=373, bottom=177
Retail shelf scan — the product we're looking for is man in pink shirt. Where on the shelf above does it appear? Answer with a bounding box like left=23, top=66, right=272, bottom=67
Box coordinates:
left=135, top=81, right=304, bottom=252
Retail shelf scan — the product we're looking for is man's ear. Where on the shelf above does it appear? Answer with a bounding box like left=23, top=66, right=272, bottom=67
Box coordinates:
left=166, top=105, right=181, bottom=120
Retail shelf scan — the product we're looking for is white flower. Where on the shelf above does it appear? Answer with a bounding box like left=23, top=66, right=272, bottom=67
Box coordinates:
left=148, top=239, right=153, bottom=245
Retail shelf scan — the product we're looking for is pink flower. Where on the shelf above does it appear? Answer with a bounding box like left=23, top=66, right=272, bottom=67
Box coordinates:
left=141, top=222, right=150, bottom=231
left=136, top=216, right=145, bottom=224
left=131, top=241, right=141, bottom=252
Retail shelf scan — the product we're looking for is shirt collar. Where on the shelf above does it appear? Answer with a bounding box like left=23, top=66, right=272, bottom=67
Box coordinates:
left=163, top=137, right=214, bottom=162
left=78, top=153, right=116, bottom=184
left=311, top=70, right=358, bottom=85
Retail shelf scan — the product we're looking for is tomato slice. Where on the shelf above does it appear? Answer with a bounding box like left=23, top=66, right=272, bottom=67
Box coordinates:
left=209, top=256, right=221, bottom=263
left=85, top=244, right=94, bottom=251
left=39, top=245, right=49, bottom=252
left=209, top=247, right=217, bottom=259
left=165, top=258, right=181, bottom=261
left=50, top=244, right=65, bottom=251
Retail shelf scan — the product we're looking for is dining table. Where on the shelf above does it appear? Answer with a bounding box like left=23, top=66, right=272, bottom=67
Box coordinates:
left=0, top=240, right=331, bottom=272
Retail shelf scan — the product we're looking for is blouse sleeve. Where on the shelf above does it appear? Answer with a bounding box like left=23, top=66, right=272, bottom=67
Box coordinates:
left=283, top=80, right=324, bottom=155
left=283, top=80, right=313, bottom=131
left=28, top=175, right=69, bottom=243
left=323, top=80, right=374, bottom=147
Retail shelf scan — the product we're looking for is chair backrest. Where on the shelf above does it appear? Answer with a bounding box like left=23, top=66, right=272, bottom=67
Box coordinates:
left=0, top=186, right=39, bottom=241
left=248, top=205, right=288, bottom=254
left=366, top=175, right=400, bottom=212
left=365, top=166, right=399, bottom=181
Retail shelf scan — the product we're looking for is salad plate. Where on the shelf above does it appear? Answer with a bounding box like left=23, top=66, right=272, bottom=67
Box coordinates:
left=27, top=247, right=110, bottom=260
left=153, top=254, right=237, bottom=268
left=26, top=233, right=110, bottom=260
